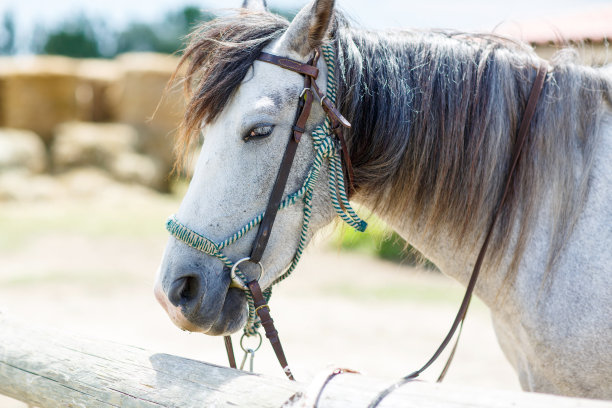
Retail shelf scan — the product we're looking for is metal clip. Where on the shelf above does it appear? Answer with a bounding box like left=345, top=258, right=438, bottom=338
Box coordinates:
left=239, top=349, right=257, bottom=372
left=239, top=332, right=263, bottom=372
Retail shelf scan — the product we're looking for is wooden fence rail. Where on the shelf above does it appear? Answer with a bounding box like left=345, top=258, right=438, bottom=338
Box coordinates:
left=0, top=312, right=609, bottom=408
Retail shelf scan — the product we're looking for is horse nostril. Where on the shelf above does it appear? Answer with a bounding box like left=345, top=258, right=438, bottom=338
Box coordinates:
left=168, top=276, right=200, bottom=307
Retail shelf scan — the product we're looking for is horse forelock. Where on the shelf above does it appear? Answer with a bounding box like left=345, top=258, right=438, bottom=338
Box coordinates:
left=333, top=20, right=611, bottom=286
left=172, top=10, right=290, bottom=170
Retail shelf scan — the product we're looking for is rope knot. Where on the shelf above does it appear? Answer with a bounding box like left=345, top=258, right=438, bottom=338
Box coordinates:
left=316, top=136, right=337, bottom=158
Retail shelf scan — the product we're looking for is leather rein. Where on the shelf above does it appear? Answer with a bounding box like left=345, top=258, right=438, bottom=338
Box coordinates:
left=212, top=48, right=547, bottom=388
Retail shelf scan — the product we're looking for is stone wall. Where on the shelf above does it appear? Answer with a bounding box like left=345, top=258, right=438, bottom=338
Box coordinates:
left=0, top=53, right=184, bottom=198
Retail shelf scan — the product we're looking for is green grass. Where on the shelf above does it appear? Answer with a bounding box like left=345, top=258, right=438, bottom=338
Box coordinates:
left=321, top=282, right=462, bottom=303
left=1, top=179, right=433, bottom=270
left=0, top=269, right=138, bottom=288
left=331, top=215, right=437, bottom=269
left=0, top=195, right=179, bottom=252
left=0, top=208, right=163, bottom=250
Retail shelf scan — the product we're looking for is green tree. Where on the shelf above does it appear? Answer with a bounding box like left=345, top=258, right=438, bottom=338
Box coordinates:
left=34, top=5, right=296, bottom=58
left=0, top=11, right=15, bottom=55
left=41, top=15, right=101, bottom=58
left=115, top=6, right=214, bottom=55
left=115, top=23, right=160, bottom=54
left=270, top=6, right=298, bottom=22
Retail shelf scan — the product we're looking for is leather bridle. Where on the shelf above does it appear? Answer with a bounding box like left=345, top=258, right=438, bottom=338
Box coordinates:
left=166, top=44, right=364, bottom=381
left=223, top=48, right=354, bottom=381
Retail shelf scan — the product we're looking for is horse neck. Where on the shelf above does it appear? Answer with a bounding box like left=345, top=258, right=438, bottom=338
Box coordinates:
left=380, top=211, right=512, bottom=309
left=331, top=27, right=529, bottom=300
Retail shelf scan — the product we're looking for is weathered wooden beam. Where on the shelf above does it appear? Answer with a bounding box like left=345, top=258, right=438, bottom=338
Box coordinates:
left=0, top=312, right=609, bottom=408
left=0, top=312, right=299, bottom=408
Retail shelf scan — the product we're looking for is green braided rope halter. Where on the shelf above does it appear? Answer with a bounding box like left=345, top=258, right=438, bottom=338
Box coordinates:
left=166, top=43, right=367, bottom=336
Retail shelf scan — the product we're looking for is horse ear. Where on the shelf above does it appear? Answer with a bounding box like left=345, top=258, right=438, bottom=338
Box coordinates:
left=241, top=0, right=269, bottom=12
left=281, top=0, right=335, bottom=57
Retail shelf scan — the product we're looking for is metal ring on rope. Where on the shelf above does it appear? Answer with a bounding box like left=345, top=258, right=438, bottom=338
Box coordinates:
left=240, top=331, right=263, bottom=353
left=230, top=257, right=263, bottom=289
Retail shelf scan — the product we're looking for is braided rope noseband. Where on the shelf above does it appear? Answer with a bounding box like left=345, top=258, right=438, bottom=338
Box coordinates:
left=166, top=44, right=367, bottom=336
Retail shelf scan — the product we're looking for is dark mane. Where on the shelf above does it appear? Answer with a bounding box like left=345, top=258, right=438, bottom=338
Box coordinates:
left=174, top=10, right=289, bottom=164
left=333, top=18, right=612, bottom=283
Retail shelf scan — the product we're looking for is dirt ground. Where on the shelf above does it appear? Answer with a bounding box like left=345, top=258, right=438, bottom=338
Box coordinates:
left=0, top=178, right=520, bottom=407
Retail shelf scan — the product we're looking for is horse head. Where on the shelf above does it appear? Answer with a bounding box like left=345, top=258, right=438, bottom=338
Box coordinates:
left=155, top=0, right=346, bottom=336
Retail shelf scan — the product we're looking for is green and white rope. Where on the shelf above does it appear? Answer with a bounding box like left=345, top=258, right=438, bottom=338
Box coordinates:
left=166, top=43, right=367, bottom=336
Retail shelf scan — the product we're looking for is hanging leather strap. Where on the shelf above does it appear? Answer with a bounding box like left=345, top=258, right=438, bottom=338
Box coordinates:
left=224, top=335, right=237, bottom=369
left=223, top=283, right=295, bottom=380
left=248, top=280, right=295, bottom=380
left=368, top=64, right=548, bottom=407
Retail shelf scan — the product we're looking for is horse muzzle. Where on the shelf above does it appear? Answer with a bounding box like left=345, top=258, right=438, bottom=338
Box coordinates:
left=154, top=245, right=248, bottom=336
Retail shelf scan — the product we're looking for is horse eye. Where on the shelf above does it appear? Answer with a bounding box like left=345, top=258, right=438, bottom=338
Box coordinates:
left=244, top=125, right=274, bottom=141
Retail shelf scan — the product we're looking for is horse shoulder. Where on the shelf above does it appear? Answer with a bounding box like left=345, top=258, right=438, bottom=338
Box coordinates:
left=496, top=109, right=612, bottom=399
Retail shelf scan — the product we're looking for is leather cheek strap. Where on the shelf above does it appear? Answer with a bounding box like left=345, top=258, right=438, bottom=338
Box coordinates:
left=249, top=51, right=319, bottom=264
left=249, top=86, right=315, bottom=264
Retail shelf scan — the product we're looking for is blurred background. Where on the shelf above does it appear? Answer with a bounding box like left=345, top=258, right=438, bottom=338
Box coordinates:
left=0, top=1, right=610, bottom=406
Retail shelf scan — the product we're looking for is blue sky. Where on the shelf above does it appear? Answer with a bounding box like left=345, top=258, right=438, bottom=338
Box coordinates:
left=1, top=0, right=608, bottom=53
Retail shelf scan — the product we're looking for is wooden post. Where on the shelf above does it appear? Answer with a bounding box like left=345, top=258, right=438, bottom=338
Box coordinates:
left=0, top=312, right=608, bottom=408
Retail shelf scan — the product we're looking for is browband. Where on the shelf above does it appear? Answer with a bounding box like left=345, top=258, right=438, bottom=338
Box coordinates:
left=258, top=52, right=319, bottom=78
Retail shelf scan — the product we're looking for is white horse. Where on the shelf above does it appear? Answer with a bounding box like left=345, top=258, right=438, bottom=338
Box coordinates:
left=155, top=0, right=612, bottom=399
